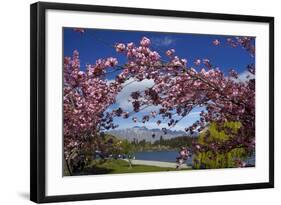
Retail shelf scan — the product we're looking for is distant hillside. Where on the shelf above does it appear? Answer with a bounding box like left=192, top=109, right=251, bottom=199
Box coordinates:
left=106, top=126, right=198, bottom=143
left=153, top=136, right=197, bottom=149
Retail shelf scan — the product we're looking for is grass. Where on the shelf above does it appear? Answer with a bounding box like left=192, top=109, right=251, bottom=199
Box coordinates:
left=65, top=159, right=191, bottom=176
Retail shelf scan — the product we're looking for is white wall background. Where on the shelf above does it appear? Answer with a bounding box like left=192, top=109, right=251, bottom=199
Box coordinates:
left=0, top=0, right=279, bottom=204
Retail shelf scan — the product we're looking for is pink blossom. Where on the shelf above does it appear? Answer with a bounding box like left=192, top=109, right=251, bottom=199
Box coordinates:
left=149, top=51, right=161, bottom=61
left=105, top=57, right=118, bottom=67
left=123, top=69, right=129, bottom=75
left=73, top=49, right=79, bottom=57
left=73, top=28, right=85, bottom=34
left=194, top=59, right=201, bottom=66
left=171, top=56, right=183, bottom=67
left=140, top=36, right=151, bottom=47
left=181, top=58, right=187, bottom=66
left=212, top=39, right=220, bottom=46
left=166, top=49, right=175, bottom=57
left=127, top=42, right=134, bottom=49
left=203, top=58, right=211, bottom=69
left=115, top=43, right=126, bottom=52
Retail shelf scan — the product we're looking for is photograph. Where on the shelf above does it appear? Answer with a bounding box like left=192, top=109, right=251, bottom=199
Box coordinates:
left=63, top=27, right=256, bottom=176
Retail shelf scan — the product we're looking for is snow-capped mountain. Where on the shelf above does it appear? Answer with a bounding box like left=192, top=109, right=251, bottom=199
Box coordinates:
left=107, top=126, right=193, bottom=143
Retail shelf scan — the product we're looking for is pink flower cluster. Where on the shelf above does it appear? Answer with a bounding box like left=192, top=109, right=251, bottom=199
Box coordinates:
left=227, top=36, right=255, bottom=57
left=64, top=50, right=122, bottom=160
left=73, top=28, right=85, bottom=34
left=86, top=57, right=118, bottom=76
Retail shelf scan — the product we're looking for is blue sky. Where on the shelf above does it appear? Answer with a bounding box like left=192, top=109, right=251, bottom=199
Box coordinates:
left=63, top=27, right=255, bottom=131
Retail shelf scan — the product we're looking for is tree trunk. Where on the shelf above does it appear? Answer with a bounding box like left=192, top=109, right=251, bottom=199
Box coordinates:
left=64, top=157, right=72, bottom=176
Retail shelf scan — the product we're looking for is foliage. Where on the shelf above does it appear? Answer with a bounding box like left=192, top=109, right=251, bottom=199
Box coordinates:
left=119, top=140, right=134, bottom=167
left=193, top=122, right=249, bottom=169
left=154, top=136, right=195, bottom=149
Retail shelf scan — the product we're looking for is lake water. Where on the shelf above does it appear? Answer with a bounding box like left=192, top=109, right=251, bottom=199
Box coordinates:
left=134, top=151, right=255, bottom=167
left=134, top=151, right=193, bottom=166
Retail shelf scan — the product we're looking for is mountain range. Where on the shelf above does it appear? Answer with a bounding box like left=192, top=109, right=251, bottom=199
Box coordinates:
left=106, top=126, right=198, bottom=143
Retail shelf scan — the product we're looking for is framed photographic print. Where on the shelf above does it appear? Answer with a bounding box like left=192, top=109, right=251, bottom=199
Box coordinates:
left=30, top=1, right=274, bottom=203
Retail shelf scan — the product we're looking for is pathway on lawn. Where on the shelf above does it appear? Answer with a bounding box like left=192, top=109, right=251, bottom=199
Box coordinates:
left=124, top=159, right=191, bottom=169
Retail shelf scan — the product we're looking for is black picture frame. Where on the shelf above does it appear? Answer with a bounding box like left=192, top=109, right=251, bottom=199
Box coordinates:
left=30, top=2, right=274, bottom=203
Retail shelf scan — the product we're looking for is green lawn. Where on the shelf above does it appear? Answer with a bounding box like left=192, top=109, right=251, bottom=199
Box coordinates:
left=65, top=159, right=190, bottom=176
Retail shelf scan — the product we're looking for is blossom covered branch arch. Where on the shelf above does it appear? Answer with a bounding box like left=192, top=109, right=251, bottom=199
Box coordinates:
left=63, top=32, right=255, bottom=173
